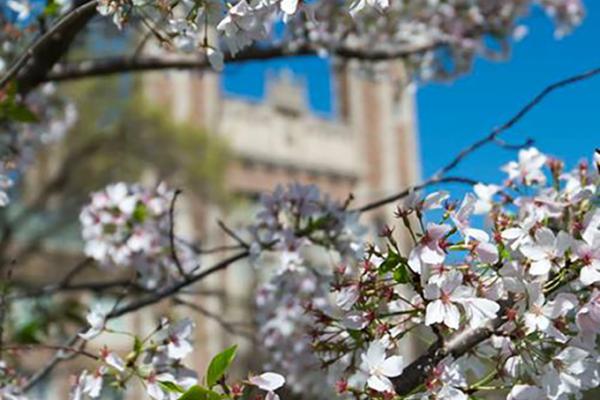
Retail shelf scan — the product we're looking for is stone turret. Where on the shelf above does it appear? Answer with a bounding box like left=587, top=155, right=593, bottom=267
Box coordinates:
left=266, top=70, right=307, bottom=117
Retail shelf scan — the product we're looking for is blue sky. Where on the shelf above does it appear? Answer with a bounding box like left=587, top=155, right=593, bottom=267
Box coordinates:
left=223, top=3, right=600, bottom=187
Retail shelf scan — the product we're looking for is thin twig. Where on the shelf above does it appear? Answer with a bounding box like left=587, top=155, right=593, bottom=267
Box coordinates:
left=173, top=297, right=254, bottom=341
left=108, top=250, right=250, bottom=319
left=356, top=66, right=600, bottom=213
left=217, top=220, right=249, bottom=249
left=58, top=258, right=94, bottom=286
left=432, top=66, right=600, bottom=180
left=10, top=278, right=141, bottom=299
left=168, top=189, right=188, bottom=278
left=23, top=332, right=81, bottom=391
left=356, top=177, right=478, bottom=213
left=493, top=137, right=535, bottom=150
left=3, top=344, right=98, bottom=360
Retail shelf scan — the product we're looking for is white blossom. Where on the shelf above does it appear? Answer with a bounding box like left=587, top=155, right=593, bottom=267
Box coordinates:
left=502, top=147, right=548, bottom=185
left=360, top=341, right=404, bottom=393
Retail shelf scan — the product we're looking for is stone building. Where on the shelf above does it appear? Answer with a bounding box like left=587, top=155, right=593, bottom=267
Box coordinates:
left=141, top=59, right=422, bottom=376
left=23, top=58, right=420, bottom=399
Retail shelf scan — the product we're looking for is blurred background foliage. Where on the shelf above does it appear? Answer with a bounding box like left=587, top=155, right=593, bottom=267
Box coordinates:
left=0, top=75, right=231, bottom=349
left=3, top=76, right=230, bottom=251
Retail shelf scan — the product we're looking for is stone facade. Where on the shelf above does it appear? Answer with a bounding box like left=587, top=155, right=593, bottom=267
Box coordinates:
left=143, top=60, right=422, bottom=376
left=33, top=59, right=420, bottom=399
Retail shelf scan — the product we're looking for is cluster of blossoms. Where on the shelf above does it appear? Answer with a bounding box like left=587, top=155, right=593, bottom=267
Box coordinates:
left=251, top=148, right=600, bottom=400
left=72, top=310, right=198, bottom=400
left=2, top=1, right=583, bottom=74
left=80, top=182, right=197, bottom=288
left=249, top=183, right=365, bottom=270
left=0, top=307, right=288, bottom=400
left=85, top=0, right=585, bottom=76
left=250, top=183, right=366, bottom=395
left=73, top=306, right=288, bottom=400
left=255, top=265, right=335, bottom=396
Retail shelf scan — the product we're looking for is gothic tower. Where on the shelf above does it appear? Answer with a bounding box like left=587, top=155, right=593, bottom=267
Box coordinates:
left=141, top=56, right=422, bottom=376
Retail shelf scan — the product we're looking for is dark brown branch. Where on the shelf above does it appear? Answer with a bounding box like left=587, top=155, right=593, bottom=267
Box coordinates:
left=392, top=299, right=513, bottom=395
left=356, top=66, right=600, bottom=213
left=10, top=278, right=135, bottom=299
left=23, top=332, right=81, bottom=391
left=432, top=66, right=600, bottom=179
left=356, top=177, right=478, bottom=213
left=0, top=0, right=98, bottom=92
left=217, top=220, right=249, bottom=249
left=57, top=258, right=94, bottom=287
left=173, top=297, right=254, bottom=341
left=108, top=249, right=249, bottom=319
left=43, top=43, right=439, bottom=83
left=168, top=189, right=189, bottom=278
left=3, top=343, right=98, bottom=360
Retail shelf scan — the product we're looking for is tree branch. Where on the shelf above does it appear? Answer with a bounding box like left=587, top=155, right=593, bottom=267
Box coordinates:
left=217, top=220, right=249, bottom=249
left=23, top=332, right=82, bottom=391
left=168, top=189, right=189, bottom=278
left=432, top=66, right=600, bottom=179
left=107, top=249, right=249, bottom=319
left=43, top=43, right=439, bottom=83
left=356, top=66, right=600, bottom=213
left=173, top=297, right=254, bottom=341
left=0, top=0, right=98, bottom=92
left=392, top=299, right=513, bottom=395
left=356, top=177, right=478, bottom=213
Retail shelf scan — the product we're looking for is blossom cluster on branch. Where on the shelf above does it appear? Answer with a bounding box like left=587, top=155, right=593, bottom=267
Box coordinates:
left=67, top=147, right=600, bottom=400
left=248, top=148, right=600, bottom=400
left=96, top=0, right=585, bottom=76
left=249, top=182, right=365, bottom=267
left=80, top=182, right=197, bottom=287
left=75, top=314, right=198, bottom=400
left=2, top=141, right=600, bottom=400
left=75, top=309, right=289, bottom=400
left=0, top=0, right=586, bottom=76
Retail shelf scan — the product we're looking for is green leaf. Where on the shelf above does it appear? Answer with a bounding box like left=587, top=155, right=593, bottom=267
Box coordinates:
left=6, top=103, right=39, bottom=123
left=393, top=264, right=409, bottom=284
left=159, top=381, right=185, bottom=394
left=379, top=248, right=400, bottom=274
left=132, top=202, right=147, bottom=223
left=133, top=336, right=143, bottom=353
left=0, top=83, right=38, bottom=124
left=206, top=345, right=237, bottom=388
left=177, top=385, right=221, bottom=400
left=44, top=0, right=61, bottom=16
left=14, top=320, right=43, bottom=344
left=348, top=329, right=362, bottom=340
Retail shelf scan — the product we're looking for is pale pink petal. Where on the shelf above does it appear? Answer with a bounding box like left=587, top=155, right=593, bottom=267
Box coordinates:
left=425, top=300, right=444, bottom=326
left=366, top=374, right=393, bottom=392
left=529, top=259, right=552, bottom=275
left=580, top=265, right=600, bottom=286
left=249, top=373, right=285, bottom=392
left=380, top=355, right=404, bottom=377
